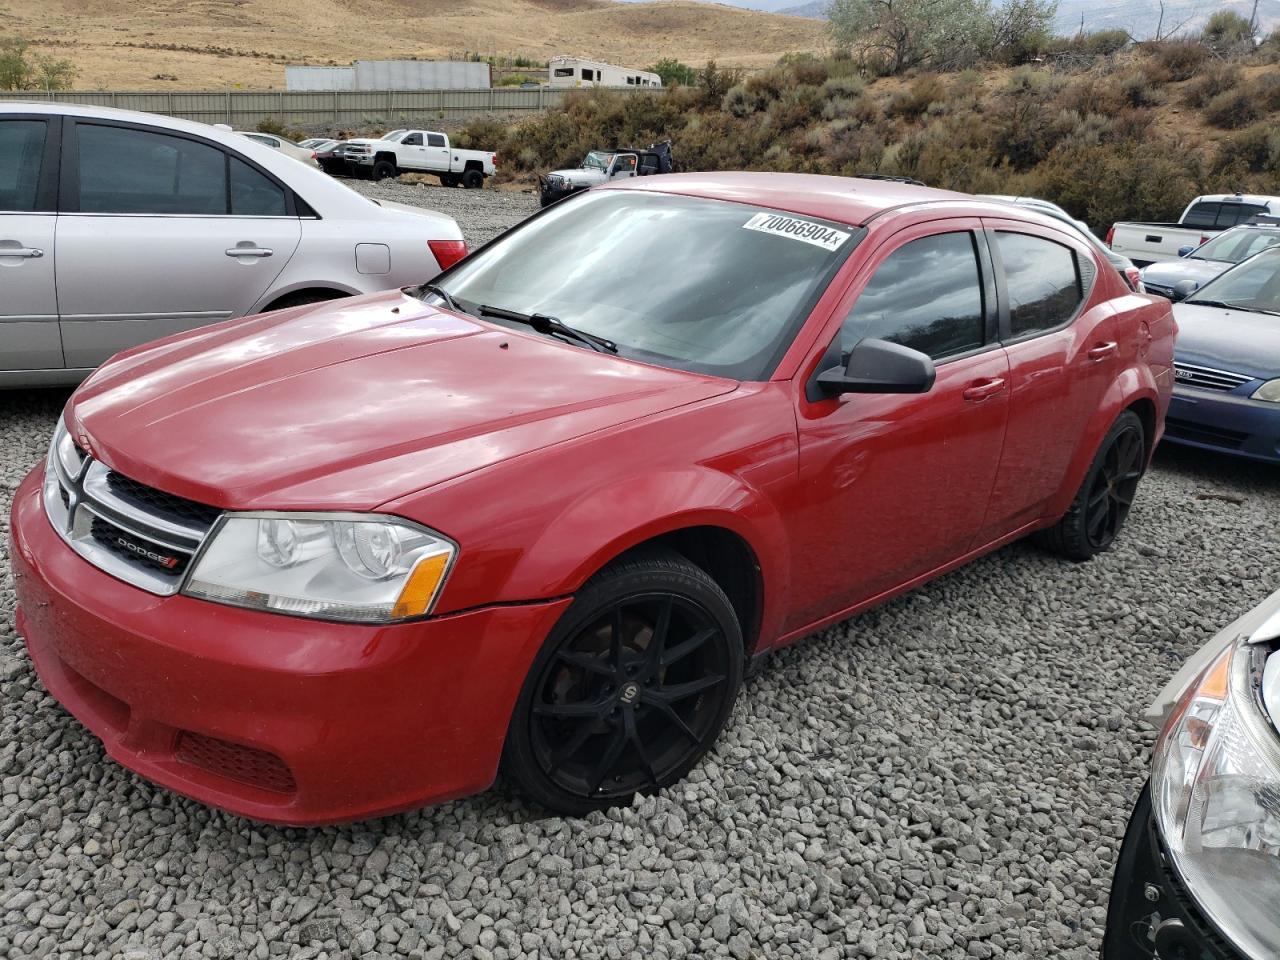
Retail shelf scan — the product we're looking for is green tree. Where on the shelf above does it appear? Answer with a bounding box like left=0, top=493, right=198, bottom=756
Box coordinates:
left=827, top=0, right=995, bottom=73
left=647, top=58, right=697, bottom=87
left=0, top=36, right=76, bottom=91
left=988, top=0, right=1058, bottom=64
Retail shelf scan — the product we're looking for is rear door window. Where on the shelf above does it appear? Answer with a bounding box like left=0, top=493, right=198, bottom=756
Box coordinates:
left=76, top=124, right=227, bottom=215
left=841, top=231, right=986, bottom=361
left=1182, top=202, right=1220, bottom=229
left=426, top=133, right=446, bottom=148
left=229, top=157, right=287, bottom=216
left=995, top=232, right=1083, bottom=338
left=0, top=119, right=46, bottom=212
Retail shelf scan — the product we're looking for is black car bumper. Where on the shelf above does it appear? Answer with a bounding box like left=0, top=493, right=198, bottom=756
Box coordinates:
left=538, top=180, right=582, bottom=208
left=1104, top=783, right=1244, bottom=960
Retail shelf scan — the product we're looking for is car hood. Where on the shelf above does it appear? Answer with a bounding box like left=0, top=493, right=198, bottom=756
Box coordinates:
left=1142, top=258, right=1230, bottom=290
left=1172, top=302, right=1280, bottom=380
left=549, top=168, right=606, bottom=186
left=68, top=291, right=738, bottom=511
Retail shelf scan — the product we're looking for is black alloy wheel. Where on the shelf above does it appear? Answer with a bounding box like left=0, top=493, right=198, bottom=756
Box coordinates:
left=1036, top=409, right=1147, bottom=561
left=1084, top=420, right=1145, bottom=550
left=372, top=160, right=398, bottom=181
left=504, top=551, right=743, bottom=814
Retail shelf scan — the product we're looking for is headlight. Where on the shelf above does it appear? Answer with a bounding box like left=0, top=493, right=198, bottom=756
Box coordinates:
left=184, top=513, right=456, bottom=623
left=1151, top=636, right=1280, bottom=958
left=1253, top=379, right=1280, bottom=402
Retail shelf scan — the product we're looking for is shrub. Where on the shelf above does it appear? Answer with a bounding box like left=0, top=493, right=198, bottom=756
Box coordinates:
left=888, top=74, right=946, bottom=119
left=1046, top=29, right=1129, bottom=58
left=0, top=35, right=76, bottom=90
left=1115, top=70, right=1163, bottom=108
left=821, top=74, right=865, bottom=99
left=1204, top=88, right=1264, bottom=129
left=696, top=61, right=741, bottom=108
left=1203, top=11, right=1255, bottom=57
left=1183, top=63, right=1242, bottom=108
left=1252, top=71, right=1280, bottom=111
left=1146, top=40, right=1208, bottom=81
left=722, top=84, right=763, bottom=118
left=255, top=117, right=306, bottom=141
left=1215, top=123, right=1280, bottom=174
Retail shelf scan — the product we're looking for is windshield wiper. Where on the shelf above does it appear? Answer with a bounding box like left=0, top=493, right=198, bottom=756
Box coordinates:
left=420, top=283, right=465, bottom=314
left=478, top=304, right=618, bottom=354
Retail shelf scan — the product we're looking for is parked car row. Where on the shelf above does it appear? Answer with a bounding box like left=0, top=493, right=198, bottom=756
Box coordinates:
left=1108, top=192, right=1280, bottom=267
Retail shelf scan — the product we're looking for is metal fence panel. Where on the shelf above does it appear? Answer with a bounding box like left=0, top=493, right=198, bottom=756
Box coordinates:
left=0, top=87, right=647, bottom=129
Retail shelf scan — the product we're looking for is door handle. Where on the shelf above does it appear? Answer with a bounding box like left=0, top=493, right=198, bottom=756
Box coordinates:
left=962, top=377, right=1006, bottom=402
left=1088, top=341, right=1118, bottom=361
left=0, top=247, right=43, bottom=258
left=225, top=246, right=273, bottom=258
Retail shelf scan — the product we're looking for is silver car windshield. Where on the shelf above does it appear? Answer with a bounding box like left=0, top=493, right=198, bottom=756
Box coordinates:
left=582, top=151, right=611, bottom=171
left=1188, top=247, right=1280, bottom=315
left=1193, top=230, right=1280, bottom=264
left=437, top=190, right=861, bottom=380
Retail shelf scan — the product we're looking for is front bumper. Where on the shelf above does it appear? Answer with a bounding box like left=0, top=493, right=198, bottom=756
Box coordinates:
left=538, top=180, right=582, bottom=207
left=1163, top=387, right=1280, bottom=464
left=9, top=467, right=571, bottom=825
left=1104, top=783, right=1244, bottom=960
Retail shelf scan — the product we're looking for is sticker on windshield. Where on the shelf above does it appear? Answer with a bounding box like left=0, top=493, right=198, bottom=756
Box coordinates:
left=742, top=213, right=850, bottom=251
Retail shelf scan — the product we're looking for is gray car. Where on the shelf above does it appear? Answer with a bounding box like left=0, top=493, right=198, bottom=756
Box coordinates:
left=980, top=194, right=1142, bottom=292
left=1140, top=222, right=1280, bottom=299
left=0, top=103, right=466, bottom=387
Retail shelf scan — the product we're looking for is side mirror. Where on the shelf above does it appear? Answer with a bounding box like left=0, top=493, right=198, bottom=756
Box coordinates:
left=1169, top=278, right=1200, bottom=302
left=1178, top=245, right=1194, bottom=257
left=816, top=338, right=936, bottom=396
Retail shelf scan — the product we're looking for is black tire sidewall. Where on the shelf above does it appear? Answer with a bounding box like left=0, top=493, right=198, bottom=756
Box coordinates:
left=503, top=553, right=744, bottom=814
left=373, top=161, right=397, bottom=181
left=1056, top=410, right=1146, bottom=560
left=462, top=170, right=484, bottom=189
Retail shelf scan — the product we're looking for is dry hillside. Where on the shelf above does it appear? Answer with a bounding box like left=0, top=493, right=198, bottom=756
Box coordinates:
left=1, top=0, right=827, bottom=89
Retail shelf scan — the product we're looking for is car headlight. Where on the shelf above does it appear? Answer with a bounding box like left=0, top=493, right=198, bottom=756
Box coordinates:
left=1253, top=379, right=1280, bottom=402
left=1151, top=636, right=1280, bottom=958
left=183, top=513, right=456, bottom=623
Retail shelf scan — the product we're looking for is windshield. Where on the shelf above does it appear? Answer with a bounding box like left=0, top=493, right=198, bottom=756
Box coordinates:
left=582, top=151, right=612, bottom=171
left=1188, top=247, right=1280, bottom=315
left=382, top=130, right=408, bottom=143
left=1192, top=229, right=1280, bottom=264
left=436, top=190, right=860, bottom=379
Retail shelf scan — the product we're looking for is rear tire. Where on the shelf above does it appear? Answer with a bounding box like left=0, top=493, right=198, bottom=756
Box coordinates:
left=372, top=160, right=398, bottom=181
left=1035, top=410, right=1146, bottom=561
left=503, top=550, right=744, bottom=815
left=440, top=173, right=460, bottom=188
left=462, top=169, right=484, bottom=189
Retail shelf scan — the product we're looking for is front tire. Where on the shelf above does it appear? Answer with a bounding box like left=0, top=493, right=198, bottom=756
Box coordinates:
left=1036, top=410, right=1146, bottom=561
left=372, top=160, right=398, bottom=181
left=504, top=550, right=744, bottom=815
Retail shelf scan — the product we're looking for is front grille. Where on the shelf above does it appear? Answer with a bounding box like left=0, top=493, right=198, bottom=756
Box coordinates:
left=1165, top=416, right=1249, bottom=450
left=175, top=732, right=297, bottom=794
left=44, top=454, right=221, bottom=595
left=106, top=471, right=222, bottom=528
left=1173, top=362, right=1254, bottom=392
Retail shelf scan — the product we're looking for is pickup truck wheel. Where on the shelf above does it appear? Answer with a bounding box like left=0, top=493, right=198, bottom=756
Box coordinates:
left=462, top=169, right=484, bottom=189
left=503, top=550, right=743, bottom=815
left=440, top=174, right=460, bottom=188
left=1035, top=410, right=1146, bottom=561
left=372, top=160, right=398, bottom=181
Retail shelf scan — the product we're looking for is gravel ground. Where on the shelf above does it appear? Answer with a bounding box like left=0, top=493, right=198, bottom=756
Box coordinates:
left=346, top=178, right=540, bottom=248
left=2, top=191, right=1279, bottom=960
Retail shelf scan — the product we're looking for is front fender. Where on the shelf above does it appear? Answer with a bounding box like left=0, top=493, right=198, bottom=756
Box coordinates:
left=501, top=466, right=791, bottom=637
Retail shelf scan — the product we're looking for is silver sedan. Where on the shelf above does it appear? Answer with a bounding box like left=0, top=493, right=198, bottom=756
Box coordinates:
left=0, top=103, right=467, bottom=387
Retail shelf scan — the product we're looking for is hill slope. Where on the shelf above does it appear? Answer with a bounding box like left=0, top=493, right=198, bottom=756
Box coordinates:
left=3, top=0, right=826, bottom=89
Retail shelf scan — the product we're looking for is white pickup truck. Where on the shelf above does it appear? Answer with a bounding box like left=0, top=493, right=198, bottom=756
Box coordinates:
left=344, top=129, right=497, bottom=188
left=1107, top=193, right=1280, bottom=266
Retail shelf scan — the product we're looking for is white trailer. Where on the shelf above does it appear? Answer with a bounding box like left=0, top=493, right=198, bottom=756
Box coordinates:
left=548, top=57, right=662, bottom=89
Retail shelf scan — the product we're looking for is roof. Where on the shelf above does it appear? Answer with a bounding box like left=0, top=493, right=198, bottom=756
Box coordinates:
left=603, top=172, right=970, bottom=227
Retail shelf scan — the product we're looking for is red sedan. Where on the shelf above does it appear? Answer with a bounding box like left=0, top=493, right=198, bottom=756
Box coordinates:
left=10, top=174, right=1176, bottom=823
